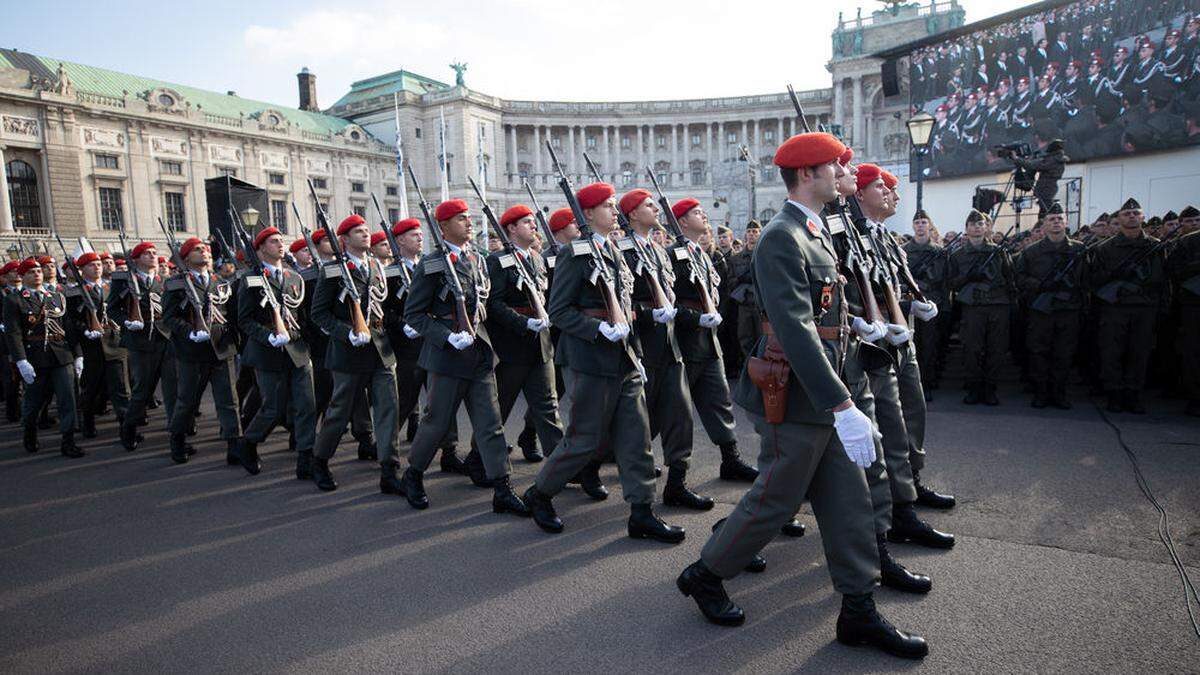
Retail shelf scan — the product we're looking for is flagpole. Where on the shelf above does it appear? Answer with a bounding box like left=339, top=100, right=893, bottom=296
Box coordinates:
left=393, top=93, right=409, bottom=220
left=439, top=107, right=450, bottom=203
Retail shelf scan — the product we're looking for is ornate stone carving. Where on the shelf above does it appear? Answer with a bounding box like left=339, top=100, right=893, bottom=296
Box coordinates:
left=150, top=136, right=189, bottom=158
left=208, top=143, right=242, bottom=165
left=304, top=156, right=331, bottom=176
left=344, top=162, right=368, bottom=180
left=2, top=115, right=41, bottom=139
left=260, top=151, right=289, bottom=171
left=81, top=126, right=125, bottom=148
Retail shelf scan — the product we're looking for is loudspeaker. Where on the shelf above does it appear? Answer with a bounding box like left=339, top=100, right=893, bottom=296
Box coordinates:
left=881, top=59, right=901, bottom=98
left=973, top=187, right=1005, bottom=213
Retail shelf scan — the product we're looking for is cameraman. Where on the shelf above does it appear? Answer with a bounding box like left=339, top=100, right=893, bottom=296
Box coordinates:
left=1006, top=124, right=1069, bottom=214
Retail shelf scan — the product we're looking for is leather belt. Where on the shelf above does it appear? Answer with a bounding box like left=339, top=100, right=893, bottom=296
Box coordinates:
left=761, top=320, right=845, bottom=341
left=582, top=308, right=636, bottom=321
left=511, top=305, right=538, bottom=317
left=679, top=299, right=709, bottom=311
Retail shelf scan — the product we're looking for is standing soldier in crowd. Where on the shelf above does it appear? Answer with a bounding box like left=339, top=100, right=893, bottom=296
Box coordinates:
left=1090, top=198, right=1167, bottom=413
left=670, top=197, right=757, bottom=483
left=66, top=251, right=129, bottom=438
left=4, top=258, right=83, bottom=458
left=0, top=260, right=23, bottom=423
left=162, top=237, right=240, bottom=464
left=1168, top=205, right=1200, bottom=416
left=730, top=220, right=762, bottom=361
left=903, top=210, right=949, bottom=400
left=949, top=209, right=1015, bottom=405
left=1015, top=202, right=1088, bottom=409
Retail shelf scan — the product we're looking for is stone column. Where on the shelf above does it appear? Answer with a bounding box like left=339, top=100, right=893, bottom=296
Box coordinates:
left=671, top=124, right=679, bottom=184
left=568, top=125, right=576, bottom=177
left=777, top=118, right=784, bottom=147
left=508, top=125, right=517, bottom=183
left=717, top=121, right=725, bottom=163
left=532, top=125, right=542, bottom=180
left=636, top=125, right=644, bottom=181
left=833, top=78, right=844, bottom=131
left=706, top=123, right=715, bottom=185
left=852, top=75, right=863, bottom=150
left=602, top=126, right=610, bottom=180
left=749, top=120, right=757, bottom=159
left=647, top=125, right=655, bottom=174
left=614, top=126, right=622, bottom=180
left=0, top=145, right=12, bottom=232
left=682, top=125, right=690, bottom=185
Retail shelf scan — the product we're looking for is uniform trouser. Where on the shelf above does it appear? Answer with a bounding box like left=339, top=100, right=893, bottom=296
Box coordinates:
left=846, top=347, right=893, bottom=534
left=536, top=367, right=655, bottom=504
left=81, top=353, right=129, bottom=421
left=313, top=355, right=333, bottom=416
left=866, top=363, right=919, bottom=506
left=237, top=364, right=261, bottom=426
left=735, top=302, right=761, bottom=361
left=244, top=363, right=317, bottom=452
left=170, top=358, right=241, bottom=441
left=1026, top=309, right=1081, bottom=390
left=22, top=363, right=76, bottom=434
left=495, top=359, right=564, bottom=455
left=395, top=358, right=423, bottom=427
left=684, top=357, right=737, bottom=446
left=643, top=359, right=695, bottom=469
left=893, top=343, right=927, bottom=474
left=913, top=314, right=942, bottom=386
left=1098, top=304, right=1157, bottom=392
left=408, top=370, right=508, bottom=479
left=350, top=385, right=375, bottom=445
left=125, top=343, right=177, bottom=428
left=700, top=413, right=879, bottom=594
left=2, top=354, right=21, bottom=420
left=960, top=303, right=1010, bottom=384
left=1181, top=305, right=1200, bottom=403
left=315, top=367, right=398, bottom=464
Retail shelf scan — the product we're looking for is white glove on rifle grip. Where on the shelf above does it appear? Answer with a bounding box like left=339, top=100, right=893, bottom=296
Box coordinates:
left=16, top=359, right=35, bottom=384
left=403, top=324, right=420, bottom=339
left=124, top=320, right=144, bottom=331
left=598, top=321, right=623, bottom=343
left=851, top=317, right=885, bottom=342
left=911, top=299, right=939, bottom=321
left=84, top=330, right=102, bottom=340
left=189, top=330, right=210, bottom=343
left=74, top=357, right=85, bottom=377
left=832, top=406, right=879, bottom=468
left=448, top=331, right=475, bottom=350
left=884, top=323, right=912, bottom=346
left=699, top=312, right=723, bottom=328
left=652, top=306, right=676, bottom=324
left=268, top=333, right=290, bottom=348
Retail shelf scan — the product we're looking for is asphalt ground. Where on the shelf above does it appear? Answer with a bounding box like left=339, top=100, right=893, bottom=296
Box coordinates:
left=0, top=381, right=1197, bottom=673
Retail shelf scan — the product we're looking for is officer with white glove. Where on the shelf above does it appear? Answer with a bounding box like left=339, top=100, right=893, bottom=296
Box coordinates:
left=910, top=299, right=938, bottom=321
left=188, top=330, right=210, bottom=343
left=833, top=404, right=881, bottom=468
left=851, top=316, right=887, bottom=342
left=884, top=323, right=912, bottom=346
left=447, top=331, right=475, bottom=350
left=16, top=359, right=36, bottom=384
left=699, top=312, right=723, bottom=328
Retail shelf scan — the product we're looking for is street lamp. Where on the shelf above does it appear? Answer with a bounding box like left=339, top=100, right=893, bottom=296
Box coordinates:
left=240, top=205, right=261, bottom=230
left=906, top=111, right=935, bottom=211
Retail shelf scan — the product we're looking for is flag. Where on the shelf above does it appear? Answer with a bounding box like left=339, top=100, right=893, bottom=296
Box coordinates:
left=439, top=107, right=450, bottom=202
left=393, top=93, right=409, bottom=220
left=477, top=121, right=487, bottom=203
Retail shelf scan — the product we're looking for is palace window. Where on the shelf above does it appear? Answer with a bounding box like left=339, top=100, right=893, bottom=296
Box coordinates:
left=271, top=200, right=288, bottom=233
left=621, top=136, right=631, bottom=149
left=764, top=129, right=775, bottom=143
left=691, top=133, right=701, bottom=147
left=388, top=208, right=400, bottom=223
left=164, top=191, right=186, bottom=231
left=310, top=177, right=328, bottom=190
left=268, top=172, right=286, bottom=185
left=6, top=160, right=42, bottom=230
left=690, top=160, right=706, bottom=186
left=99, top=187, right=124, bottom=231
left=586, top=136, right=596, bottom=149
left=351, top=181, right=365, bottom=193
left=353, top=205, right=366, bottom=217
left=95, top=154, right=120, bottom=170
left=656, top=136, right=666, bottom=148
left=218, top=167, right=237, bottom=178
left=386, top=185, right=398, bottom=196
left=161, top=160, right=183, bottom=176
left=726, top=132, right=738, bottom=144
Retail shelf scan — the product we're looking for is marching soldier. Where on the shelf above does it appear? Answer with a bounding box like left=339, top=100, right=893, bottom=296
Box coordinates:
left=948, top=209, right=1015, bottom=405
left=65, top=251, right=130, bottom=438
left=1014, top=202, right=1087, bottom=409
left=619, top=188, right=712, bottom=510
left=522, top=182, right=683, bottom=542
left=4, top=258, right=84, bottom=458
left=1090, top=198, right=1167, bottom=413
left=1, top=260, right=24, bottom=422
left=233, top=226, right=315, bottom=477
left=677, top=133, right=927, bottom=659
left=903, top=210, right=949, bottom=399
left=1167, top=206, right=1200, bottom=416
left=399, top=200, right=529, bottom=515
left=162, top=238, right=241, bottom=464
left=669, top=197, right=757, bottom=483
left=729, top=220, right=762, bottom=360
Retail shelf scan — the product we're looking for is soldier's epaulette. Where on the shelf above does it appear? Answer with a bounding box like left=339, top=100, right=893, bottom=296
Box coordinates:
left=322, top=263, right=342, bottom=279
left=164, top=277, right=187, bottom=291
left=244, top=275, right=264, bottom=288
left=384, top=265, right=403, bottom=278
left=111, top=270, right=130, bottom=281
left=546, top=255, right=556, bottom=269
left=424, top=257, right=446, bottom=275
left=672, top=245, right=690, bottom=261
left=570, top=240, right=592, bottom=256
left=827, top=218, right=846, bottom=235
left=300, top=266, right=319, bottom=282
left=616, top=237, right=635, bottom=251
left=64, top=286, right=82, bottom=298
left=497, top=253, right=517, bottom=269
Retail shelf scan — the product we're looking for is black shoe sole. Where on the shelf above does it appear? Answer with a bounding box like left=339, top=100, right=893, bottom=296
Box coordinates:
left=675, top=576, right=745, bottom=626
left=663, top=495, right=716, bottom=511
left=533, top=518, right=564, bottom=533
left=493, top=501, right=532, bottom=517
left=835, top=634, right=928, bottom=659
left=915, top=498, right=956, bottom=510
left=887, top=530, right=955, bottom=549
left=628, top=527, right=686, bottom=544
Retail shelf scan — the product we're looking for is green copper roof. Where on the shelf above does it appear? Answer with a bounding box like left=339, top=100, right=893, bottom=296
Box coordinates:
left=329, top=69, right=451, bottom=109
left=0, top=49, right=359, bottom=136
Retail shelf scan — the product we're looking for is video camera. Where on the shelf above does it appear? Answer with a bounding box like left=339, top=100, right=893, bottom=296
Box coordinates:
left=993, top=142, right=1033, bottom=159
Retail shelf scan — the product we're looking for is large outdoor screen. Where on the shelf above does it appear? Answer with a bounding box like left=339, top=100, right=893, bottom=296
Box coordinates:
left=909, top=0, right=1200, bottom=180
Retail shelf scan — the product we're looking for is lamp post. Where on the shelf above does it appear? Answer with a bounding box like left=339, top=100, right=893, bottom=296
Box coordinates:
left=906, top=111, right=935, bottom=212
left=240, top=205, right=261, bottom=231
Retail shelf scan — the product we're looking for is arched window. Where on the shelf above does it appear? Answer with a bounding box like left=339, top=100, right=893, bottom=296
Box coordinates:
left=6, top=160, right=42, bottom=230
left=654, top=160, right=671, bottom=187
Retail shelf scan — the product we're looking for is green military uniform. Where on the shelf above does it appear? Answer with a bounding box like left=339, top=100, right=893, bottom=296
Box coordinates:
left=0, top=284, right=21, bottom=422
left=1167, top=228, right=1200, bottom=415
left=109, top=268, right=176, bottom=450
left=728, top=244, right=761, bottom=359
left=948, top=236, right=1015, bottom=403
left=65, top=279, right=129, bottom=435
left=901, top=238, right=948, bottom=392
left=1014, top=234, right=1087, bottom=408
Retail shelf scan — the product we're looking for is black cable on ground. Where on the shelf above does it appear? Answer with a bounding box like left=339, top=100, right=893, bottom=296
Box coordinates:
left=1094, top=403, right=1200, bottom=638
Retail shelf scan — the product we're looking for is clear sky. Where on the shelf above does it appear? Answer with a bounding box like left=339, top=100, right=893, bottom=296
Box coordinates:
left=1, top=0, right=1035, bottom=108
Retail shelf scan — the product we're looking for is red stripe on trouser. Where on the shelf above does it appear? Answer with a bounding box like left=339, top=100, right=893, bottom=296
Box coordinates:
left=712, top=423, right=779, bottom=569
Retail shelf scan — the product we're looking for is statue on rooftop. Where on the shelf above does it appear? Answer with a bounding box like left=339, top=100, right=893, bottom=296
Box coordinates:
left=450, top=62, right=467, bottom=87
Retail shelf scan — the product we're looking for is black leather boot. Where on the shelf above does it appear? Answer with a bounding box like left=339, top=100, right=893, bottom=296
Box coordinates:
left=718, top=442, right=757, bottom=482
left=119, top=422, right=142, bottom=452
left=236, top=438, right=261, bottom=475
left=963, top=381, right=983, bottom=405
left=573, top=460, right=608, bottom=500
left=295, top=449, right=313, bottom=480
left=913, top=471, right=956, bottom=509
left=888, top=503, right=955, bottom=549
left=523, top=485, right=563, bottom=533
left=398, top=467, right=429, bottom=510
left=439, top=445, right=467, bottom=475
left=676, top=560, right=745, bottom=626
left=225, top=439, right=240, bottom=466
left=836, top=593, right=928, bottom=659
left=878, top=534, right=931, bottom=594
left=405, top=412, right=419, bottom=443
left=627, top=503, right=685, bottom=543
left=517, top=424, right=543, bottom=463
left=780, top=518, right=807, bottom=537
left=357, top=439, right=378, bottom=461
left=311, top=456, right=337, bottom=491
left=463, top=449, right=494, bottom=488
left=492, top=475, right=532, bottom=517
left=169, top=433, right=189, bottom=464
left=663, top=463, right=714, bottom=511
left=379, top=461, right=404, bottom=496
left=23, top=425, right=39, bottom=453
left=60, top=431, right=85, bottom=458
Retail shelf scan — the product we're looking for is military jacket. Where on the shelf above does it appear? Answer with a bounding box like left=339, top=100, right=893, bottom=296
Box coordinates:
left=237, top=266, right=310, bottom=371
left=902, top=239, right=949, bottom=306
left=1088, top=231, right=1166, bottom=306
left=620, top=234, right=681, bottom=369
left=162, top=271, right=237, bottom=362
left=671, top=239, right=723, bottom=362
left=3, top=287, right=78, bottom=368
left=485, top=247, right=553, bottom=366
left=1014, top=237, right=1088, bottom=311
left=108, top=270, right=170, bottom=351
left=404, top=247, right=492, bottom=379
left=1167, top=231, right=1200, bottom=307
left=948, top=239, right=1015, bottom=305
left=65, top=281, right=126, bottom=361
left=382, top=258, right=422, bottom=362
left=312, top=257, right=395, bottom=373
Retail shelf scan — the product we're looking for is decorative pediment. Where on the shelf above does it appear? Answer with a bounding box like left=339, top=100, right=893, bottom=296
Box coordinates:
left=340, top=124, right=367, bottom=144
left=144, top=87, right=187, bottom=115
left=251, top=108, right=290, bottom=130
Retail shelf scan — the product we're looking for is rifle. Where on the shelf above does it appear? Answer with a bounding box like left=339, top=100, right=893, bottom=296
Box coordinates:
left=847, top=216, right=909, bottom=330
left=307, top=179, right=370, bottom=337
left=645, top=166, right=715, bottom=315
left=907, top=245, right=950, bottom=281
left=1094, top=223, right=1184, bottom=304
left=547, top=141, right=630, bottom=327
left=1029, top=237, right=1102, bottom=314
left=156, top=216, right=218, bottom=352
left=211, top=226, right=236, bottom=269
left=958, top=222, right=1018, bottom=301
left=467, top=176, right=547, bottom=322
left=370, top=192, right=412, bottom=294
left=51, top=231, right=104, bottom=333
left=290, top=202, right=322, bottom=265
left=113, top=223, right=144, bottom=324
left=404, top=165, right=474, bottom=335
left=523, top=180, right=559, bottom=254
left=787, top=84, right=812, bottom=132
left=228, top=207, right=291, bottom=340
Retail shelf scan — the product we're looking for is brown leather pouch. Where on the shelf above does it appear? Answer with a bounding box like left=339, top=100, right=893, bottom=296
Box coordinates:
left=747, top=334, right=790, bottom=424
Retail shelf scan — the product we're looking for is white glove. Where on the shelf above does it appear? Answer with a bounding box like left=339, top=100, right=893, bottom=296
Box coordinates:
left=448, top=331, right=475, bottom=350
left=526, top=318, right=549, bottom=333
left=0, top=322, right=6, bottom=332
left=84, top=330, right=103, bottom=340
left=832, top=405, right=880, bottom=468
left=652, top=306, right=676, bottom=324
left=634, top=358, right=647, bottom=383
left=911, top=299, right=938, bottom=321
left=403, top=324, right=420, bottom=339
left=124, top=320, right=144, bottom=331
left=599, top=321, right=624, bottom=343
left=189, top=330, right=210, bottom=343
left=16, top=359, right=35, bottom=384
left=348, top=330, right=371, bottom=347
left=851, top=316, right=886, bottom=342
left=74, top=357, right=85, bottom=377
left=699, top=312, right=723, bottom=328
left=268, top=333, right=290, bottom=348
left=884, top=323, right=912, bottom=346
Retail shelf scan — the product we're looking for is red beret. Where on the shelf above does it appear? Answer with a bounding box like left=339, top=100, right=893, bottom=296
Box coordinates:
left=253, top=226, right=282, bottom=249
left=17, top=258, right=40, bottom=276
left=881, top=170, right=898, bottom=190
left=311, top=229, right=327, bottom=244
left=392, top=218, right=421, bottom=236
left=130, top=242, right=156, bottom=259
left=179, top=237, right=206, bottom=259
left=619, top=189, right=653, bottom=216
left=99, top=251, right=113, bottom=260
left=37, top=255, right=53, bottom=265
left=289, top=239, right=308, bottom=254
left=576, top=183, right=615, bottom=210
left=548, top=207, right=575, bottom=232
left=0, top=261, right=18, bottom=275
left=773, top=132, right=847, bottom=169
left=337, top=214, right=366, bottom=236
left=839, top=147, right=855, bottom=165
left=856, top=163, right=884, bottom=191
left=500, top=204, right=533, bottom=228
left=671, top=197, right=701, bottom=220
left=435, top=199, right=469, bottom=222
left=370, top=231, right=387, bottom=247
left=75, top=252, right=100, bottom=267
